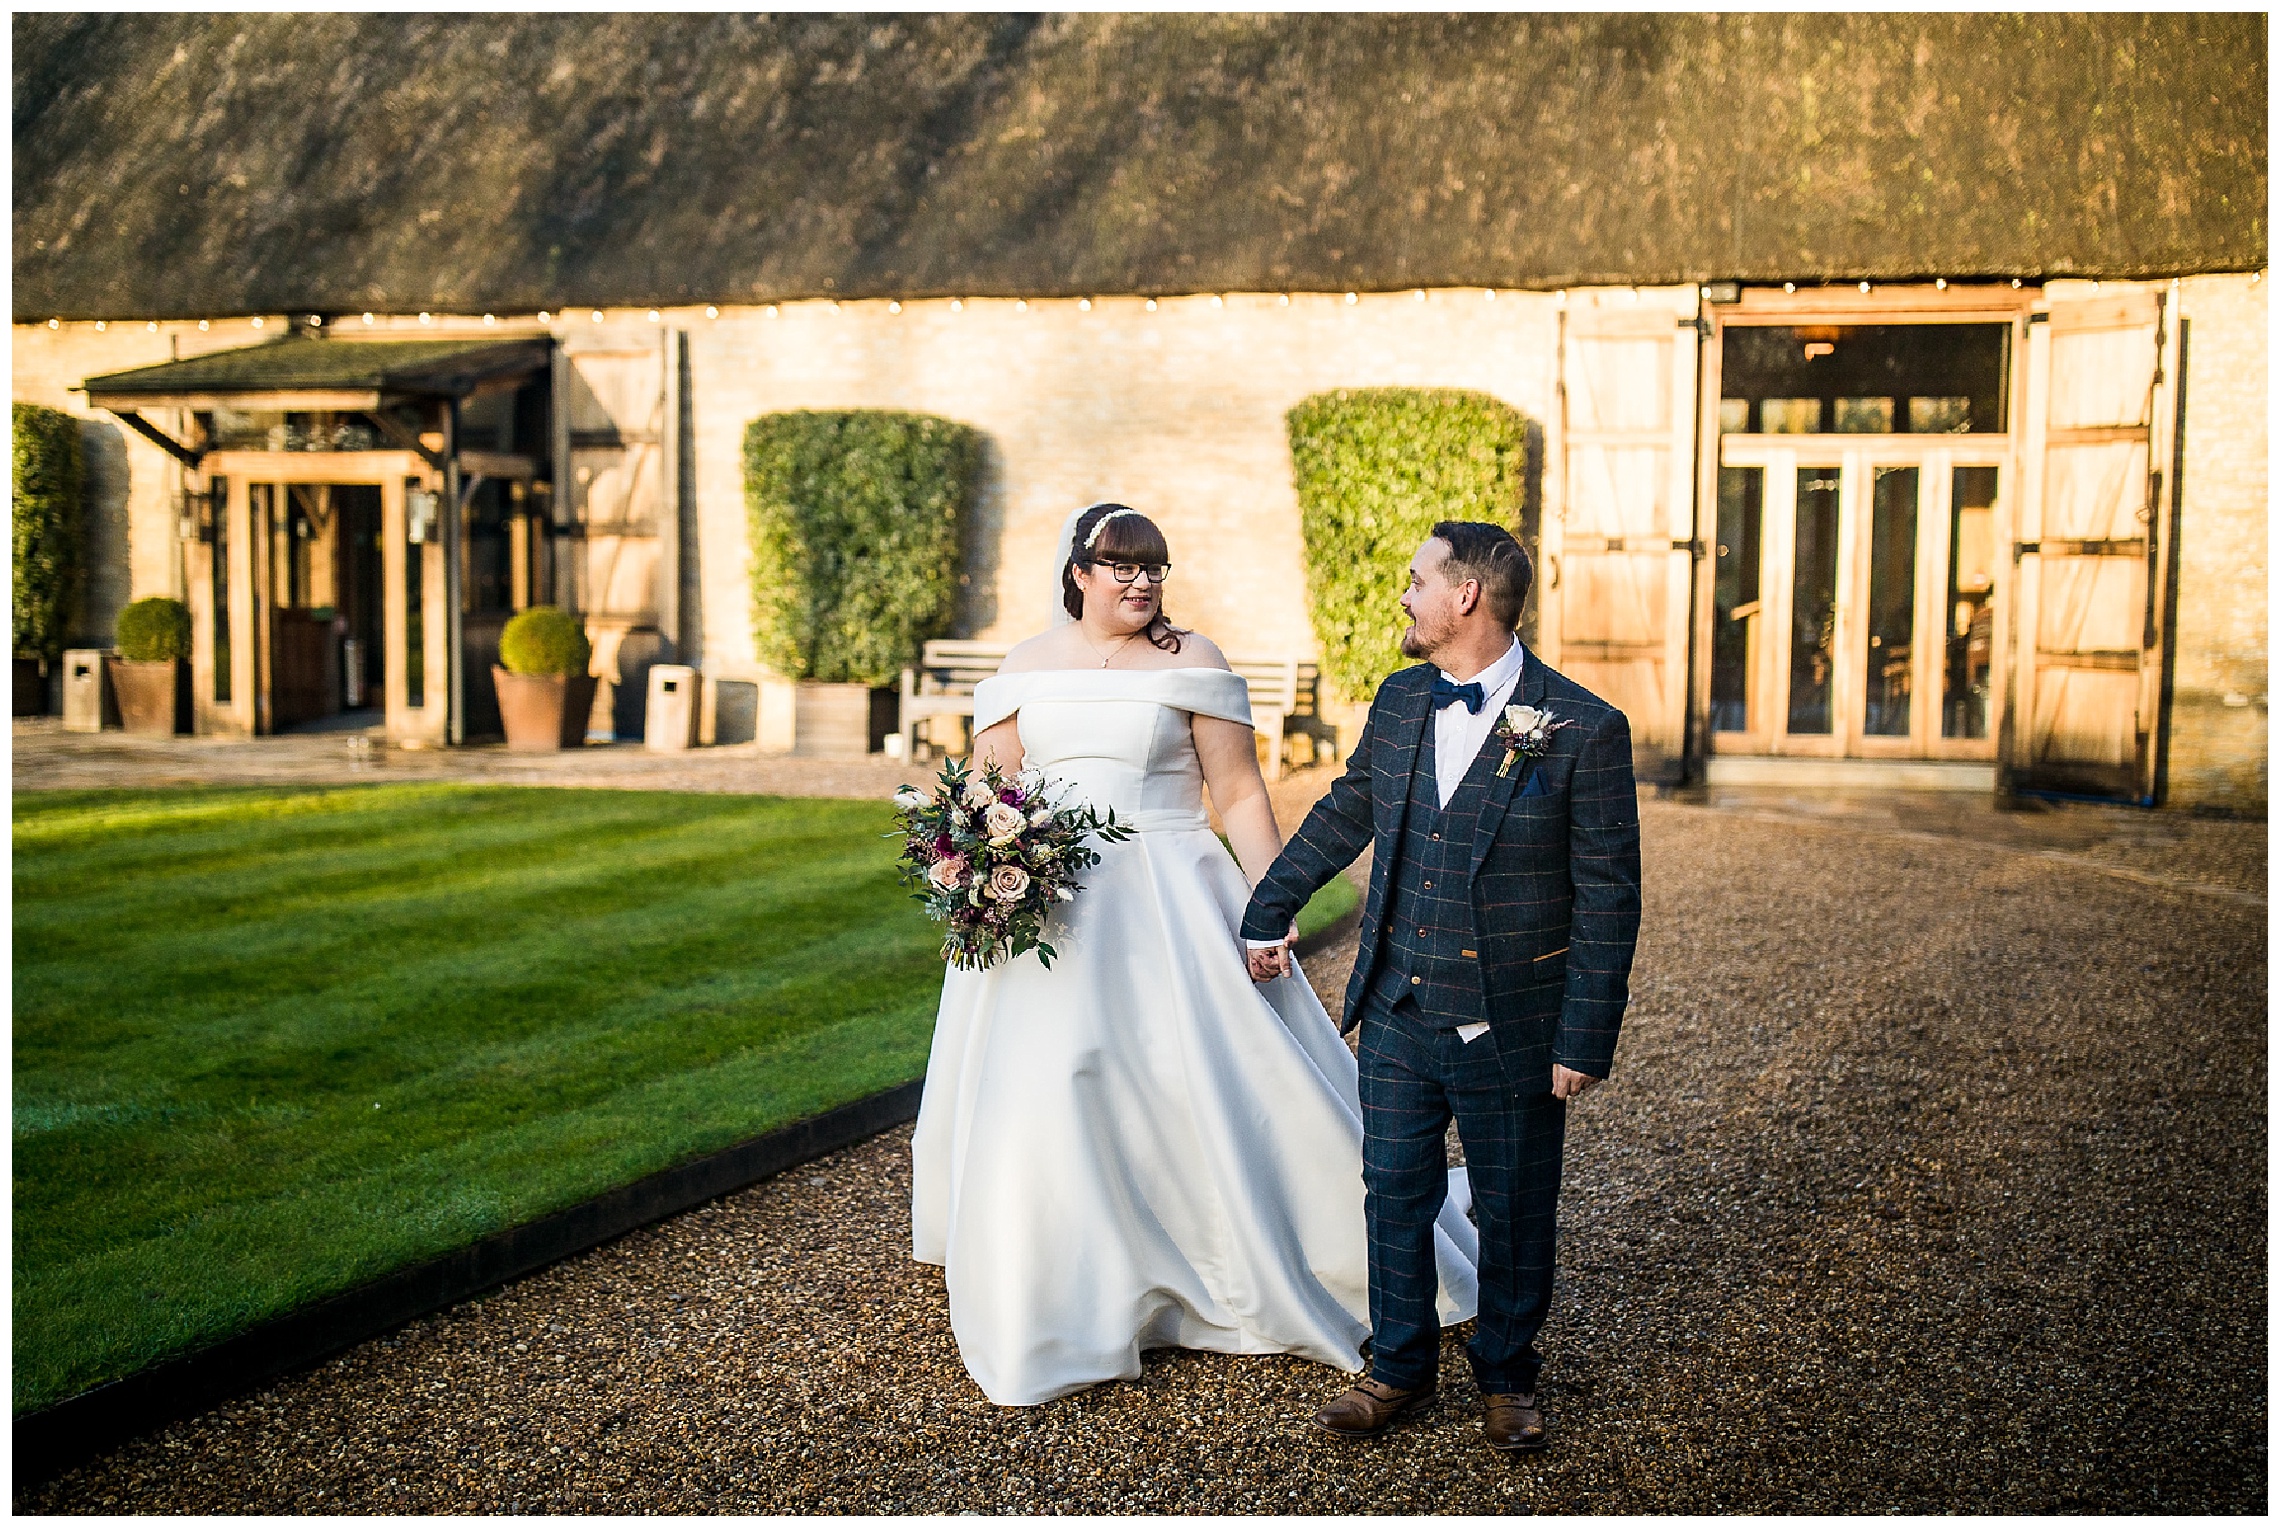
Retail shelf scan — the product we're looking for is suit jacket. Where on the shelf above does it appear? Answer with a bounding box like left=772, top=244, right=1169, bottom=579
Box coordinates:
left=1240, top=648, right=1643, bottom=1079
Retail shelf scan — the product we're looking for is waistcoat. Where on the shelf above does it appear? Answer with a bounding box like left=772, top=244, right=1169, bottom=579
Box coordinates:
left=1368, top=726, right=1503, bottom=1027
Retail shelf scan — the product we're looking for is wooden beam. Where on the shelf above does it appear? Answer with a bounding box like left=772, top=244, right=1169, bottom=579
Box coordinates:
left=362, top=409, right=448, bottom=471
left=108, top=408, right=204, bottom=468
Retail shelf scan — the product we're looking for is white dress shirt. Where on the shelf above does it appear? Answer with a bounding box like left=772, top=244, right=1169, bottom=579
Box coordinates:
left=1431, top=636, right=1525, bottom=808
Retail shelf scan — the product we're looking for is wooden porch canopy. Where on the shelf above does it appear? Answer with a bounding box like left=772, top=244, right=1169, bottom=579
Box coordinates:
left=82, top=335, right=554, bottom=746
left=80, top=335, right=551, bottom=466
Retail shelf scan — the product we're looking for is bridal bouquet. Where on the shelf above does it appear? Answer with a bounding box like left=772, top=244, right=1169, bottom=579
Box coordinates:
left=892, top=759, right=1133, bottom=971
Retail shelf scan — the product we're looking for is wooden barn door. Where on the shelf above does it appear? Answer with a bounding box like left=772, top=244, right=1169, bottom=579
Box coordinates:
left=1549, top=301, right=1702, bottom=782
left=2006, top=293, right=2176, bottom=800
left=554, top=334, right=673, bottom=740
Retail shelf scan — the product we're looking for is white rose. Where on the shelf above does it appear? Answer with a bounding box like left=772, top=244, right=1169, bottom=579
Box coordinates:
left=927, top=855, right=968, bottom=891
left=1505, top=704, right=1545, bottom=733
left=983, top=802, right=1027, bottom=842
left=961, top=776, right=996, bottom=810
left=893, top=786, right=930, bottom=811
left=986, top=863, right=1032, bottom=902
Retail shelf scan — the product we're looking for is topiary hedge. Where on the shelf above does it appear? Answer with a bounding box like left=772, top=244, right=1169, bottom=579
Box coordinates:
left=1285, top=387, right=1533, bottom=703
left=115, top=597, right=191, bottom=662
left=12, top=403, right=84, bottom=665
left=498, top=605, right=592, bottom=676
left=745, top=410, right=982, bottom=686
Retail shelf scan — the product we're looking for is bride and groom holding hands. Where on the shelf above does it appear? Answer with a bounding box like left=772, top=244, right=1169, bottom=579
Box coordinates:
left=910, top=502, right=1641, bottom=1451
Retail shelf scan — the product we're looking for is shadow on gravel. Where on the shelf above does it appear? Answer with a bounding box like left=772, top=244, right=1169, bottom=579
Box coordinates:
left=20, top=801, right=2267, bottom=1513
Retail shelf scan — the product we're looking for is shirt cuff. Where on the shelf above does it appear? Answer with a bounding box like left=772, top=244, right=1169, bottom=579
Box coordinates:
left=1245, top=937, right=1286, bottom=949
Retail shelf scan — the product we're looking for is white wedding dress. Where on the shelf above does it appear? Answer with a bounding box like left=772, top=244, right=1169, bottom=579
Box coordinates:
left=910, top=666, right=1479, bottom=1406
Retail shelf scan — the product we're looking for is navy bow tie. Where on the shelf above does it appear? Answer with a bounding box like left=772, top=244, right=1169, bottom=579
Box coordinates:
left=1430, top=675, right=1487, bottom=715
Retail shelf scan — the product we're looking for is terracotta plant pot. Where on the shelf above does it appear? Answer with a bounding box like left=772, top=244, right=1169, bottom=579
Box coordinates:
left=493, top=666, right=600, bottom=752
left=110, top=658, right=183, bottom=737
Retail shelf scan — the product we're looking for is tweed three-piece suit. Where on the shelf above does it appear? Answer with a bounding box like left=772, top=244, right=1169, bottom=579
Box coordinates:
left=1240, top=647, right=1642, bottom=1394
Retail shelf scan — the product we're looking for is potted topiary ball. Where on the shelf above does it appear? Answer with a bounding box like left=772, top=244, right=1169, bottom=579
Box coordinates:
left=111, top=596, right=191, bottom=736
left=493, top=605, right=597, bottom=751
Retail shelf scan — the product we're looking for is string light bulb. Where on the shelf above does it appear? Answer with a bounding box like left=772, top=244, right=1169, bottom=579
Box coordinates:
left=706, top=305, right=720, bottom=318
left=766, top=305, right=779, bottom=318
left=648, top=309, right=661, bottom=322
left=1078, top=298, right=1091, bottom=311
left=1015, top=300, right=1027, bottom=312
left=1485, top=289, right=1497, bottom=301
left=1858, top=281, right=1872, bottom=293
left=590, top=310, right=604, bottom=323
left=537, top=310, right=551, bottom=323
left=482, top=313, right=496, bottom=326
left=419, top=312, right=433, bottom=325
left=1343, top=292, right=1357, bottom=305
left=362, top=312, right=375, bottom=325
left=1210, top=294, right=1223, bottom=308
left=1145, top=298, right=1157, bottom=312
left=147, top=321, right=159, bottom=332
left=198, top=319, right=209, bottom=331
left=1414, top=289, right=1427, bottom=302
left=949, top=299, right=963, bottom=312
left=889, top=300, right=902, bottom=314
left=1783, top=282, right=1797, bottom=293
left=46, top=317, right=59, bottom=329
left=94, top=320, right=106, bottom=332
left=1278, top=294, right=1289, bottom=307
left=1935, top=278, right=1948, bottom=291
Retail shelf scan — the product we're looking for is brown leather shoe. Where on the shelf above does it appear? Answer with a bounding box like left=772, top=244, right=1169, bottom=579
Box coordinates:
left=1483, top=1391, right=1546, bottom=1451
left=1312, top=1376, right=1438, bottom=1438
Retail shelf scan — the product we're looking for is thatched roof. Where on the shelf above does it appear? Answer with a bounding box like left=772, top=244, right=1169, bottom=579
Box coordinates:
left=13, top=12, right=2267, bottom=320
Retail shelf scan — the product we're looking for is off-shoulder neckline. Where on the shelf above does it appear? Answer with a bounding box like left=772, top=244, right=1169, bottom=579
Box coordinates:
left=984, top=666, right=1237, bottom=679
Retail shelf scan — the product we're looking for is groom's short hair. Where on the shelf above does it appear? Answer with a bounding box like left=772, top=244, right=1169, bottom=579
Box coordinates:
left=1431, top=521, right=1533, bottom=629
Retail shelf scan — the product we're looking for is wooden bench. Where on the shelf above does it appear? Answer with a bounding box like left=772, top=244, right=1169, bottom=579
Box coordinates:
left=899, top=641, right=1338, bottom=778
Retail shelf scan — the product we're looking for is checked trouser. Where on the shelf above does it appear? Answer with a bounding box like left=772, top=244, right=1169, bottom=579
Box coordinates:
left=1356, top=994, right=1568, bottom=1396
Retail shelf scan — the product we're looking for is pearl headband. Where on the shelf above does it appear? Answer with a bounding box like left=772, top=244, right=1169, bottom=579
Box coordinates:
left=1081, top=506, right=1141, bottom=552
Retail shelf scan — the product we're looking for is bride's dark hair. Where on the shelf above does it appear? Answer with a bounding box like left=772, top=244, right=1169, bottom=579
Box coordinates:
left=1061, top=503, right=1183, bottom=652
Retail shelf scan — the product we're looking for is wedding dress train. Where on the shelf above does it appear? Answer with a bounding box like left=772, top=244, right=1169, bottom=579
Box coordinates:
left=910, top=667, right=1478, bottom=1406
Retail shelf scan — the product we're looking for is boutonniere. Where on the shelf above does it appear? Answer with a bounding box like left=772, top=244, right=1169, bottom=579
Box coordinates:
left=1494, top=704, right=1575, bottom=778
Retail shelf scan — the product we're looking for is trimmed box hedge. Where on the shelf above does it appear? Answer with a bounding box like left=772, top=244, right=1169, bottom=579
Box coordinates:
left=13, top=403, right=85, bottom=665
left=1285, top=388, right=1532, bottom=704
left=115, top=597, right=191, bottom=663
left=744, top=411, right=982, bottom=687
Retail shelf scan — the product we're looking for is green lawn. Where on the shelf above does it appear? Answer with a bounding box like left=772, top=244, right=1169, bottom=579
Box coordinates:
left=13, top=784, right=1358, bottom=1414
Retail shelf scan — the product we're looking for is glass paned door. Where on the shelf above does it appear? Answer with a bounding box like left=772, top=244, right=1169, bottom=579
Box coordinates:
left=1715, top=441, right=2005, bottom=757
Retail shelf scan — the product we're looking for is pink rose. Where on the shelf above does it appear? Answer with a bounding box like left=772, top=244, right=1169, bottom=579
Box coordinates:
left=927, top=854, right=969, bottom=891
left=986, top=863, right=1032, bottom=902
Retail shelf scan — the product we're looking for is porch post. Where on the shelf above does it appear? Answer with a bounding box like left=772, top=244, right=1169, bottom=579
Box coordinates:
left=225, top=476, right=258, bottom=737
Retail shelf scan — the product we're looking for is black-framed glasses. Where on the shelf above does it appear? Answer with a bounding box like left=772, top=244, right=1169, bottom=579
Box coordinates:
left=1089, top=560, right=1171, bottom=586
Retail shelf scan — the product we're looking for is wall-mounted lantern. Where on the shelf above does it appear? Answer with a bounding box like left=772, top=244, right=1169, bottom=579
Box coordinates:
left=407, top=487, right=440, bottom=545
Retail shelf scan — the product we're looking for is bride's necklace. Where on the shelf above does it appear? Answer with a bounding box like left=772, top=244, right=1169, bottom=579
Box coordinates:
left=1083, top=623, right=1143, bottom=669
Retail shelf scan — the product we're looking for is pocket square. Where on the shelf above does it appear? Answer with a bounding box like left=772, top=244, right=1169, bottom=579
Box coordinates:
left=1517, top=768, right=1554, bottom=799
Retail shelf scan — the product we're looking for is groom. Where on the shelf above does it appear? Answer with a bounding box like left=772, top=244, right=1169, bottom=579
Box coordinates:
left=1241, top=521, right=1641, bottom=1451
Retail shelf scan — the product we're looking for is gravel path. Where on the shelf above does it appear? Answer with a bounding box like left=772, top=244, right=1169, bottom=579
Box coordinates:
left=19, top=797, right=2266, bottom=1513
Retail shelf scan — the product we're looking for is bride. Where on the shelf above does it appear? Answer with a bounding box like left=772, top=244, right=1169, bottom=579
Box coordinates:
left=910, top=502, right=1479, bottom=1406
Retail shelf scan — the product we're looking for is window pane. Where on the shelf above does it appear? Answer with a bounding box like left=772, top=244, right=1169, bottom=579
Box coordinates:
left=1712, top=467, right=1763, bottom=731
left=1789, top=470, right=1841, bottom=734
left=1864, top=467, right=1919, bottom=737
left=1909, top=396, right=1973, bottom=433
left=1835, top=396, right=1895, bottom=433
left=1761, top=398, right=1823, bottom=434
left=1944, top=467, right=2000, bottom=738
